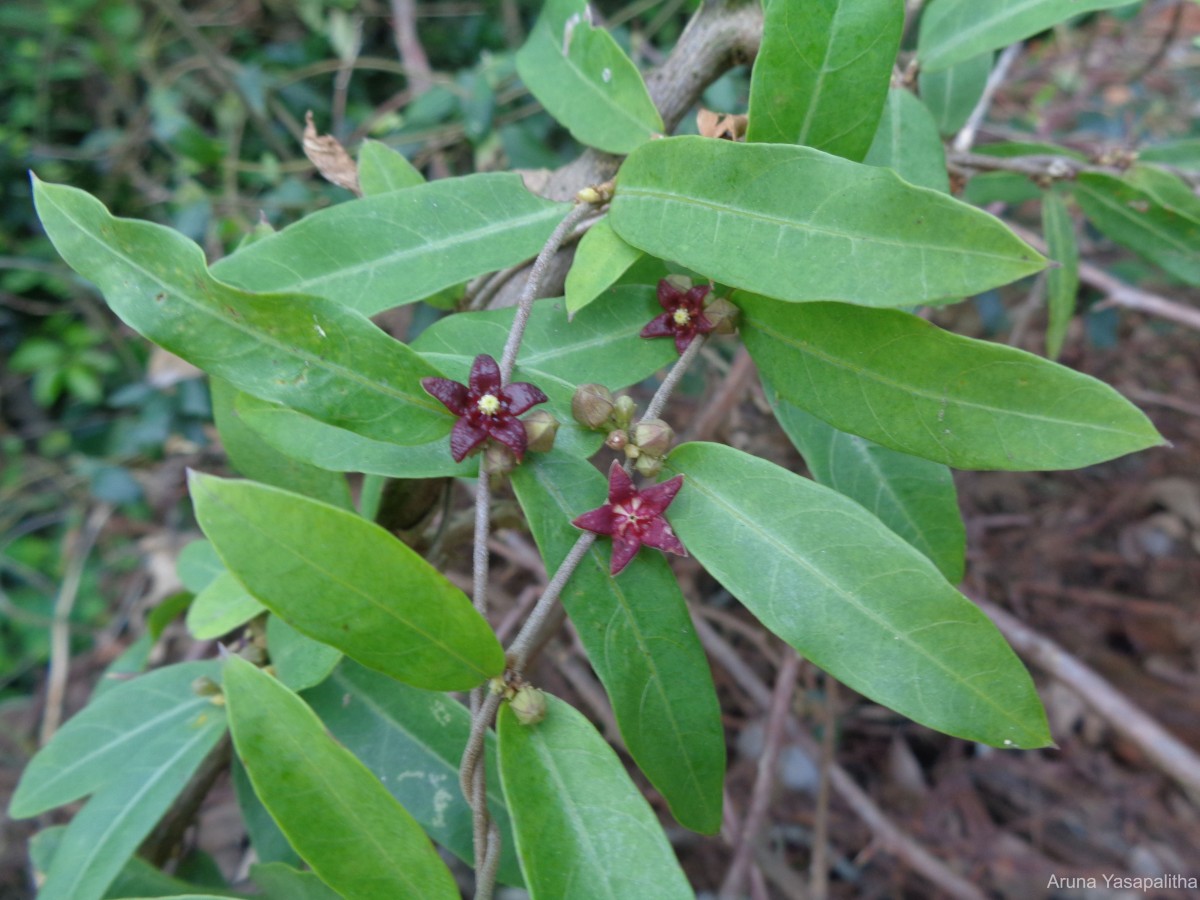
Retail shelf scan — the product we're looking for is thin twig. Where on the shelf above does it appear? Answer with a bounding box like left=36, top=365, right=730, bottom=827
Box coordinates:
left=953, top=42, right=1022, bottom=154
left=973, top=594, right=1200, bottom=805
left=389, top=0, right=433, bottom=97
left=720, top=648, right=801, bottom=898
left=810, top=676, right=836, bottom=900
left=1007, top=221, right=1200, bottom=332
left=40, top=504, right=113, bottom=745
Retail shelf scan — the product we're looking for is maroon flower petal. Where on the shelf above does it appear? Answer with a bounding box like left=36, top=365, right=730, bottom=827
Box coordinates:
left=572, top=505, right=616, bottom=534
left=694, top=312, right=716, bottom=335
left=468, top=354, right=502, bottom=395
left=673, top=332, right=695, bottom=355
left=639, top=314, right=676, bottom=340
left=488, top=416, right=529, bottom=460
left=640, top=517, right=687, bottom=557
left=685, top=284, right=711, bottom=308
left=605, top=462, right=637, bottom=504
left=504, top=381, right=549, bottom=416
left=637, top=475, right=684, bottom=517
left=657, top=279, right=684, bottom=311
left=421, top=377, right=470, bottom=415
left=609, top=534, right=642, bottom=575
left=450, top=419, right=489, bottom=462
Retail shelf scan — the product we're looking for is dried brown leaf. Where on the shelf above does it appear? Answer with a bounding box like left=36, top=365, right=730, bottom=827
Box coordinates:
left=303, top=110, right=360, bottom=195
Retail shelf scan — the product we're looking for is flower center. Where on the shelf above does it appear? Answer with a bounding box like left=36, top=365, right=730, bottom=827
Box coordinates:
left=612, top=497, right=648, bottom=537
left=477, top=393, right=501, bottom=416
left=672, top=308, right=692, bottom=327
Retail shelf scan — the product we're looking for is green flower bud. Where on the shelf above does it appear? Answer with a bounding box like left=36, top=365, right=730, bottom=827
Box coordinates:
left=634, top=453, right=663, bottom=477
left=632, top=418, right=674, bottom=458
left=572, top=383, right=615, bottom=429
left=664, top=273, right=693, bottom=293
left=523, top=410, right=560, bottom=453
left=510, top=685, right=547, bottom=725
left=483, top=442, right=516, bottom=476
left=703, top=295, right=740, bottom=335
left=605, top=429, right=628, bottom=452
left=613, top=394, right=637, bottom=430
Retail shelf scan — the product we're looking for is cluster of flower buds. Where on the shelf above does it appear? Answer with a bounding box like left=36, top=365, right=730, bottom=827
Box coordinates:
left=571, top=384, right=676, bottom=476
left=489, top=675, right=547, bottom=725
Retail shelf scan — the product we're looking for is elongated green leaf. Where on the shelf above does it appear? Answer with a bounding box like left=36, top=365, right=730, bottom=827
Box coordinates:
left=510, top=451, right=725, bottom=834
left=498, top=695, right=693, bottom=898
left=10, top=662, right=221, bottom=817
left=564, top=218, right=644, bottom=317
left=918, top=51, right=992, bottom=136
left=186, top=571, right=265, bottom=640
left=739, top=294, right=1163, bottom=470
left=235, top=393, right=474, bottom=478
left=918, top=0, right=1138, bottom=72
left=177, top=540, right=224, bottom=594
left=764, top=381, right=965, bottom=582
left=210, top=378, right=352, bottom=509
left=747, top=0, right=902, bottom=161
left=224, top=655, right=458, bottom=900
left=863, top=88, right=950, bottom=193
left=32, top=178, right=451, bottom=447
left=357, top=139, right=424, bottom=195
left=252, top=862, right=342, bottom=900
left=267, top=615, right=341, bottom=691
left=1071, top=171, right=1200, bottom=285
left=190, top=473, right=504, bottom=690
left=610, top=137, right=1045, bottom=307
left=304, top=661, right=523, bottom=885
left=1139, top=139, right=1200, bottom=169
left=1042, top=190, right=1079, bottom=359
left=35, top=696, right=227, bottom=900
left=515, top=0, right=662, bottom=154
left=667, top=442, right=1050, bottom=748
left=233, top=756, right=301, bottom=868
left=211, top=174, right=570, bottom=315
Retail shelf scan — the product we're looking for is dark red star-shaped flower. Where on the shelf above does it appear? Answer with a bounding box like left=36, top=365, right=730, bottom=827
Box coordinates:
left=640, top=279, right=715, bottom=354
left=421, top=354, right=548, bottom=463
left=571, top=461, right=687, bottom=575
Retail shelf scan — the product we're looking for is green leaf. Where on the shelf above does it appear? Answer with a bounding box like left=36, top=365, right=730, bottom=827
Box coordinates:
left=863, top=88, right=950, bottom=193
left=233, top=756, right=301, bottom=868
left=267, top=615, right=342, bottom=691
left=223, top=656, right=459, bottom=900
left=176, top=540, right=224, bottom=594
left=304, top=661, right=523, bottom=885
left=564, top=218, right=644, bottom=317
left=510, top=451, right=724, bottom=834
left=252, top=862, right=342, bottom=900
left=918, top=51, right=992, bottom=136
left=357, top=139, right=424, bottom=195
left=610, top=137, right=1046, bottom=307
left=186, top=571, right=265, bottom=640
left=918, top=0, right=1139, bottom=72
left=738, top=294, right=1164, bottom=470
left=210, top=378, right=352, bottom=509
left=1139, top=138, right=1200, bottom=169
left=515, top=0, right=663, bottom=154
left=34, top=694, right=227, bottom=899
left=31, top=178, right=451, bottom=448
left=667, top=442, right=1051, bottom=748
left=764, top=381, right=965, bottom=583
left=212, top=174, right=570, bottom=315
left=1071, top=170, right=1200, bottom=285
left=497, top=694, right=693, bottom=898
left=747, top=0, right=903, bottom=161
left=1042, top=190, right=1079, bottom=359
left=10, top=662, right=222, bottom=817
left=190, top=473, right=504, bottom=691
left=234, top=393, right=474, bottom=478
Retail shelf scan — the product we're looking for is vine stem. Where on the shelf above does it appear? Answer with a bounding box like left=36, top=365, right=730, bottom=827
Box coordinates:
left=498, top=202, right=593, bottom=384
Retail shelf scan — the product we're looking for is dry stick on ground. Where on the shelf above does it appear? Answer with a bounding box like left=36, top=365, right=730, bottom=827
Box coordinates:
left=1005, top=221, right=1200, bottom=332
left=720, top=648, right=801, bottom=899
left=811, top=676, right=837, bottom=900
left=972, top=593, right=1200, bottom=806
left=691, top=613, right=989, bottom=900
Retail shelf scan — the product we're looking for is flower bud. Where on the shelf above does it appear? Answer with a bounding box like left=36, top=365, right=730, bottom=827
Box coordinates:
left=572, top=383, right=614, bottom=429
left=635, top=453, right=663, bottom=477
left=632, top=418, right=674, bottom=458
left=613, top=394, right=637, bottom=430
left=664, top=273, right=693, bottom=294
left=703, top=296, right=740, bottom=335
left=483, top=442, right=516, bottom=476
left=605, top=429, right=628, bottom=452
left=510, top=685, right=547, bottom=725
left=523, top=410, right=559, bottom=453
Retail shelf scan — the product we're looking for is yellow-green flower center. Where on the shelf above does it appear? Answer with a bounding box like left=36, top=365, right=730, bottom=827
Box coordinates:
left=672, top=308, right=692, bottom=326
left=477, top=393, right=501, bottom=416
